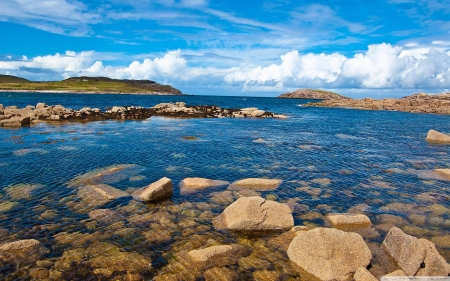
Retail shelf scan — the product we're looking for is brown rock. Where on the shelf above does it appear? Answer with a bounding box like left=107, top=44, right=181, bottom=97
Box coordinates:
left=204, top=267, right=238, bottom=281
left=188, top=244, right=245, bottom=269
left=253, top=270, right=281, bottom=281
left=426, top=129, right=450, bottom=143
left=29, top=267, right=50, bottom=279
left=179, top=177, right=229, bottom=194
left=326, top=213, right=372, bottom=228
left=229, top=178, right=282, bottom=191
left=383, top=269, right=407, bottom=276
left=278, top=89, right=348, bottom=100
left=214, top=196, right=294, bottom=232
left=88, top=209, right=125, bottom=224
left=287, top=227, right=372, bottom=281
left=416, top=238, right=449, bottom=276
left=131, top=177, right=173, bottom=202
left=382, top=227, right=427, bottom=276
left=435, top=169, right=450, bottom=179
left=354, top=267, right=377, bottom=281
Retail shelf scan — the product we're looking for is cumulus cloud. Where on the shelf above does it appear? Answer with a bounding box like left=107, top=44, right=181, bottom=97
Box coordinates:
left=225, top=43, right=450, bottom=89
left=1, top=43, right=450, bottom=93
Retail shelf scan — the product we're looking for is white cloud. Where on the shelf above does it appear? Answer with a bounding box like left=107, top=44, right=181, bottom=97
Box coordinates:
left=1, top=44, right=450, bottom=95
left=225, top=43, right=450, bottom=89
left=0, top=0, right=100, bottom=35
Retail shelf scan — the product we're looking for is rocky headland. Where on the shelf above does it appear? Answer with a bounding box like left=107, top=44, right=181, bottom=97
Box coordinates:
left=304, top=92, right=450, bottom=115
left=278, top=89, right=349, bottom=100
left=0, top=102, right=287, bottom=127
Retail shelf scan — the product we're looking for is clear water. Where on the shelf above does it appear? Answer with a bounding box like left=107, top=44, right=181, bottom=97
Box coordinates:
left=1, top=92, right=450, bottom=280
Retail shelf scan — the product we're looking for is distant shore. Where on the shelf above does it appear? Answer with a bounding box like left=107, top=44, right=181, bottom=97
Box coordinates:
left=0, top=90, right=184, bottom=95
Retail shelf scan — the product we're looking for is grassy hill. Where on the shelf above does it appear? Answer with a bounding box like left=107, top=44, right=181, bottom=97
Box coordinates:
left=0, top=75, right=182, bottom=95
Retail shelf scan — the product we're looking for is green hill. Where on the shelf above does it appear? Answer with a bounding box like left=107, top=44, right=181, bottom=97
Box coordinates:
left=0, top=75, right=182, bottom=95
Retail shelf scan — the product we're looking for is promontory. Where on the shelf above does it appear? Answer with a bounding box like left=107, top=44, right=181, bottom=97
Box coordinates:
left=278, top=89, right=349, bottom=100
left=0, top=75, right=182, bottom=95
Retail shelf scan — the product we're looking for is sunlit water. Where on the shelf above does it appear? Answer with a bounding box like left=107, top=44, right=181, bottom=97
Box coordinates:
left=1, top=92, right=450, bottom=280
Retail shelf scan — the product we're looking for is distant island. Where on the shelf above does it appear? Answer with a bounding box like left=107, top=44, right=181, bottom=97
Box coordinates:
left=0, top=75, right=182, bottom=95
left=278, top=89, right=349, bottom=100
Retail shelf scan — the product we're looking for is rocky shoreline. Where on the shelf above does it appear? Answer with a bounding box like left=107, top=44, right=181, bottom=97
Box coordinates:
left=304, top=92, right=450, bottom=115
left=0, top=90, right=183, bottom=95
left=0, top=102, right=287, bottom=127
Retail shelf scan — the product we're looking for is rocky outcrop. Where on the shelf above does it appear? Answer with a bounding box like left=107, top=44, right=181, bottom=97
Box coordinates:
left=287, top=228, right=372, bottom=281
left=0, top=102, right=288, bottom=127
left=426, top=130, right=450, bottom=143
left=228, top=178, right=282, bottom=191
left=278, top=89, right=349, bottom=100
left=179, top=177, right=229, bottom=194
left=305, top=92, right=450, bottom=115
left=131, top=177, right=173, bottom=202
left=214, top=196, right=294, bottom=232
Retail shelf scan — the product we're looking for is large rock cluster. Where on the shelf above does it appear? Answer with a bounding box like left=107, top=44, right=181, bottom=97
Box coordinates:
left=305, top=92, right=450, bottom=115
left=0, top=102, right=287, bottom=127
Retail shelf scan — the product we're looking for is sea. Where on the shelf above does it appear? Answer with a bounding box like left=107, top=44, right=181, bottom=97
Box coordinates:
left=1, top=92, right=450, bottom=280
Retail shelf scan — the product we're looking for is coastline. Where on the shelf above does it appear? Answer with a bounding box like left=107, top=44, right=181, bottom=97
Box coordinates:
left=0, top=89, right=184, bottom=95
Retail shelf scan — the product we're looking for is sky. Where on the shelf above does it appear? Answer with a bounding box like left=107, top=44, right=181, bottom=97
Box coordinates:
left=0, top=0, right=450, bottom=97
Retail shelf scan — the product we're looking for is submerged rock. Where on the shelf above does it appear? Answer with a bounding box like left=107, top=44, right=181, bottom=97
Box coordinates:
left=88, top=209, right=126, bottom=224
left=5, top=183, right=44, bottom=200
left=229, top=178, right=282, bottom=191
left=132, top=177, right=173, bottom=202
left=426, top=129, right=450, bottom=143
left=287, top=228, right=372, bottom=281
left=179, top=177, right=229, bottom=194
left=188, top=244, right=246, bottom=269
left=214, top=196, right=294, bottom=232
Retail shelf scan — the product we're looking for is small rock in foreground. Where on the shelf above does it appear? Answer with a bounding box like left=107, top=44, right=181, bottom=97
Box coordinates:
left=132, top=177, right=173, bottom=202
left=426, top=129, right=450, bottom=143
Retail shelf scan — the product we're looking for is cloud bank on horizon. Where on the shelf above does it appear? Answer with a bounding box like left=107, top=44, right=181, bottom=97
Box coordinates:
left=0, top=0, right=449, bottom=97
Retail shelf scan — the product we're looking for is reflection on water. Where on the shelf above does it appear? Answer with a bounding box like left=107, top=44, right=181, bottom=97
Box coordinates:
left=1, top=94, right=450, bottom=279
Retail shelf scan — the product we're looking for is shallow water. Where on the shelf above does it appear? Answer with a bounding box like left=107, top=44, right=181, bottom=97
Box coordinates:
left=1, top=93, right=450, bottom=280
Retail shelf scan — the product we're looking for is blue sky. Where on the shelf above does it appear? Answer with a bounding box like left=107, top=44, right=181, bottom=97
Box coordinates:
left=0, top=0, right=449, bottom=97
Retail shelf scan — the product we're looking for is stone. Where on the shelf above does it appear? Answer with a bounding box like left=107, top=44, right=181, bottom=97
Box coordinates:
left=188, top=244, right=245, bottom=269
left=382, top=227, right=427, bottom=276
left=80, top=184, right=129, bottom=200
left=5, top=183, right=44, bottom=200
left=0, top=239, right=41, bottom=251
left=76, top=184, right=130, bottom=210
left=0, top=116, right=30, bottom=127
left=143, top=229, right=172, bottom=243
left=88, top=209, right=125, bottom=224
left=214, top=197, right=294, bottom=232
left=383, top=269, right=407, bottom=276
left=416, top=238, right=449, bottom=276
left=204, top=267, right=238, bottom=281
left=179, top=177, right=229, bottom=194
left=0, top=104, right=3, bottom=110
left=326, top=213, right=372, bottom=228
left=29, top=267, right=50, bottom=279
left=376, top=214, right=408, bottom=226
left=238, top=256, right=271, bottom=270
left=426, top=129, right=450, bottom=143
left=131, top=177, right=172, bottom=202
left=229, top=178, right=282, bottom=191
left=435, top=169, right=450, bottom=179
left=0, top=201, right=17, bottom=212
left=36, top=103, right=46, bottom=109
left=253, top=270, right=281, bottom=281
left=287, top=227, right=372, bottom=281
left=251, top=110, right=265, bottom=117
left=354, top=267, right=377, bottom=281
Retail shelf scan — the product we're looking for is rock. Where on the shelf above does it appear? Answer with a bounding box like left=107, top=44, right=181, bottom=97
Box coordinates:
left=435, top=169, right=450, bottom=179
left=287, top=227, right=372, bottom=281
left=354, top=267, right=377, bottom=281
left=188, top=244, right=245, bottom=269
left=0, top=104, right=3, bottom=110
left=376, top=214, right=408, bottom=227
left=203, top=267, right=239, bottom=281
left=253, top=270, right=281, bottom=281
left=0, top=116, right=30, bottom=127
left=326, top=213, right=372, bottom=228
left=416, top=238, right=449, bottom=276
left=0, top=239, right=41, bottom=251
left=131, top=177, right=172, bottom=202
left=214, top=197, right=294, bottom=232
left=68, top=164, right=141, bottom=188
left=88, top=209, right=125, bottom=224
left=76, top=184, right=130, bottom=210
left=5, top=183, right=44, bottom=200
left=29, top=267, right=50, bottom=279
left=143, top=229, right=172, bottom=243
left=36, top=103, right=46, bottom=109
left=229, top=178, right=282, bottom=191
left=251, top=110, right=265, bottom=117
left=0, top=201, right=16, bottom=212
left=279, top=89, right=348, bottom=100
left=179, top=177, right=229, bottom=194
left=426, top=129, right=450, bottom=143
left=383, top=269, right=407, bottom=276
left=382, top=227, right=427, bottom=276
